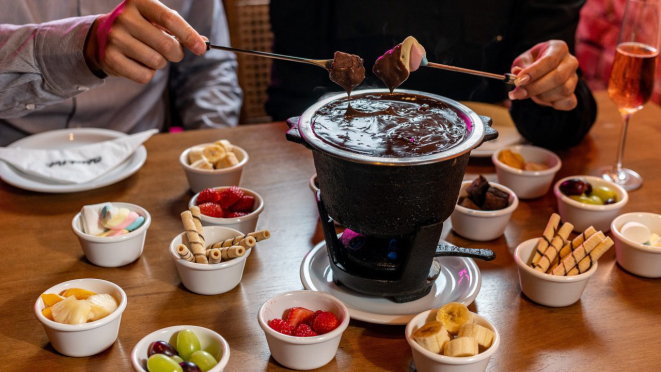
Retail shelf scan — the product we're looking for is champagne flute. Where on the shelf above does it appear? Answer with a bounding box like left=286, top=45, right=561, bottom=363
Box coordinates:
left=593, top=0, right=660, bottom=190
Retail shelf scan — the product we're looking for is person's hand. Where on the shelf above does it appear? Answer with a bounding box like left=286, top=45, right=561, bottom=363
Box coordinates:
left=509, top=40, right=579, bottom=111
left=84, top=0, right=207, bottom=84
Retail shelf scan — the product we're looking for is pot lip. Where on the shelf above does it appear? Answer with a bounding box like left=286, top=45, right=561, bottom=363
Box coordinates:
left=297, top=89, right=486, bottom=166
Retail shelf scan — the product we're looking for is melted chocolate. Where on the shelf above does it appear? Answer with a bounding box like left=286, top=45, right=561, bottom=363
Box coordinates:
left=312, top=94, right=469, bottom=158
left=328, top=51, right=365, bottom=95
left=373, top=44, right=409, bottom=93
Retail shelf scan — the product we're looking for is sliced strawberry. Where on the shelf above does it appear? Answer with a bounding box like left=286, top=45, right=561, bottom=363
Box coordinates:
left=196, top=188, right=220, bottom=204
left=198, top=202, right=224, bottom=218
left=231, top=195, right=255, bottom=212
left=269, top=318, right=293, bottom=335
left=304, top=310, right=324, bottom=328
left=286, top=307, right=315, bottom=328
left=225, top=211, right=248, bottom=218
left=312, top=311, right=339, bottom=334
left=218, top=186, right=244, bottom=209
left=293, top=324, right=318, bottom=337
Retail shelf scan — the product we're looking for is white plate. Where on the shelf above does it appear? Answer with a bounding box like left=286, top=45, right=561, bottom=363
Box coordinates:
left=0, top=128, right=147, bottom=193
left=300, top=240, right=482, bottom=325
left=461, top=101, right=525, bottom=158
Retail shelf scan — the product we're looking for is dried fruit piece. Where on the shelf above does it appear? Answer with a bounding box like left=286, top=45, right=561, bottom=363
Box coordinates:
left=498, top=149, right=525, bottom=170
left=42, top=306, right=54, bottom=321
left=41, top=293, right=65, bottom=307
left=60, top=288, right=96, bottom=300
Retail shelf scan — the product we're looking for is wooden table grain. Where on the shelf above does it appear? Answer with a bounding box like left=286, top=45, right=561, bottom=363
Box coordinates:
left=1, top=91, right=660, bottom=371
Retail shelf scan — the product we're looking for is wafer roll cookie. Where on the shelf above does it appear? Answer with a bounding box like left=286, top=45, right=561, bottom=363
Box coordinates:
left=552, top=232, right=605, bottom=276
left=181, top=211, right=208, bottom=264
left=549, top=227, right=597, bottom=272
left=567, top=237, right=613, bottom=276
left=535, top=222, right=573, bottom=273
left=529, top=214, right=561, bottom=267
left=177, top=244, right=194, bottom=262
left=189, top=206, right=206, bottom=248
left=220, top=246, right=245, bottom=260
left=238, top=236, right=256, bottom=248
left=247, top=230, right=271, bottom=242
left=208, top=248, right=222, bottom=264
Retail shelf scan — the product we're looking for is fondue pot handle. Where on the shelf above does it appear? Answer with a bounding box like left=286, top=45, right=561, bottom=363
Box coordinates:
left=285, top=116, right=314, bottom=150
left=435, top=244, right=496, bottom=261
left=479, top=115, right=499, bottom=143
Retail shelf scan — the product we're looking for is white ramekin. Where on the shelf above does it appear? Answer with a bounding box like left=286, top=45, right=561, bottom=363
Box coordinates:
left=188, top=187, right=264, bottom=234
left=180, top=144, right=248, bottom=193
left=611, top=213, right=661, bottom=278
left=492, top=145, right=562, bottom=199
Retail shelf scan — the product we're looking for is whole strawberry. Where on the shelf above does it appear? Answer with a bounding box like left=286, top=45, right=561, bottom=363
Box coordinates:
left=293, top=324, right=318, bottom=337
left=269, top=318, right=294, bottom=335
left=218, top=186, right=244, bottom=209
left=231, top=195, right=255, bottom=212
left=312, top=311, right=339, bottom=335
left=197, top=188, right=220, bottom=204
left=198, top=202, right=223, bottom=218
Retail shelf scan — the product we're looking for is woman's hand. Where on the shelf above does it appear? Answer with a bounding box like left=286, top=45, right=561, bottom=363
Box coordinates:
left=509, top=40, right=579, bottom=111
left=84, top=0, right=207, bottom=84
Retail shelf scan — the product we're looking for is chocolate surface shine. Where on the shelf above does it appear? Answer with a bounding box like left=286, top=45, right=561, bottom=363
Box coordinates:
left=312, top=94, right=469, bottom=158
left=328, top=51, right=365, bottom=95
left=373, top=44, right=409, bottom=93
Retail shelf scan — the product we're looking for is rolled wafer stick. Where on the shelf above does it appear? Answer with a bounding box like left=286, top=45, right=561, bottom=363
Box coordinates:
left=177, top=244, right=194, bottom=262
left=247, top=230, right=270, bottom=242
left=551, top=232, right=605, bottom=276
left=181, top=211, right=208, bottom=264
left=529, top=214, right=561, bottom=267
left=238, top=236, right=256, bottom=248
left=567, top=237, right=613, bottom=276
left=535, top=222, right=573, bottom=273
left=208, top=248, right=222, bottom=264
left=189, top=206, right=206, bottom=245
left=220, top=246, right=245, bottom=260
left=549, top=226, right=597, bottom=272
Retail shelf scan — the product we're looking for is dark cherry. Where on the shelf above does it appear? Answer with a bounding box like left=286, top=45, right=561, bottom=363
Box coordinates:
left=179, top=362, right=202, bottom=372
left=604, top=197, right=617, bottom=205
left=147, top=341, right=178, bottom=358
left=559, top=179, right=589, bottom=196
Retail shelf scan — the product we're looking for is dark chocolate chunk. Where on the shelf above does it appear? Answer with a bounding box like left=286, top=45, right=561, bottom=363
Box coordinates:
left=328, top=51, right=365, bottom=95
left=458, top=196, right=481, bottom=210
left=482, top=187, right=510, bottom=210
left=466, top=175, right=490, bottom=207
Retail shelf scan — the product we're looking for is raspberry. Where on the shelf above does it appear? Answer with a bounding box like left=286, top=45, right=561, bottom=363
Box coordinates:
left=231, top=195, right=255, bottom=212
left=293, top=324, right=318, bottom=337
left=225, top=211, right=248, bottom=218
left=286, top=307, right=315, bottom=328
left=196, top=188, right=220, bottom=204
left=312, top=312, right=339, bottom=334
left=269, top=318, right=293, bottom=335
left=218, top=186, right=244, bottom=209
left=198, top=202, right=223, bottom=218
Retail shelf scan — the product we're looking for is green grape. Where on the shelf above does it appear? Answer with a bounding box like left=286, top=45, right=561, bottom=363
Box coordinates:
left=176, top=329, right=201, bottom=361
left=590, top=186, right=617, bottom=203
left=570, top=195, right=600, bottom=205
left=589, top=195, right=604, bottom=205
left=171, top=355, right=184, bottom=364
left=189, top=350, right=218, bottom=372
left=147, top=354, right=183, bottom=372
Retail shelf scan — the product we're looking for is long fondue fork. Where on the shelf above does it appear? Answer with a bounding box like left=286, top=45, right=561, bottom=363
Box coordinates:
left=424, top=61, right=518, bottom=85
left=206, top=42, right=332, bottom=69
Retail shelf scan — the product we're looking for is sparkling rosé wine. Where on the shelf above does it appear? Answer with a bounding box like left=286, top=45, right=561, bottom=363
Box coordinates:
left=608, top=42, right=658, bottom=113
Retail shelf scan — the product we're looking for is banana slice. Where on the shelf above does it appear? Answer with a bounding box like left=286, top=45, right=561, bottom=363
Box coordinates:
left=436, top=302, right=473, bottom=335
left=412, top=321, right=451, bottom=354
left=203, top=145, right=226, bottom=163
left=215, top=152, right=239, bottom=169
left=188, top=146, right=206, bottom=164
left=215, top=139, right=233, bottom=153
left=444, top=336, right=478, bottom=357
left=458, top=323, right=495, bottom=349
left=191, top=158, right=213, bottom=170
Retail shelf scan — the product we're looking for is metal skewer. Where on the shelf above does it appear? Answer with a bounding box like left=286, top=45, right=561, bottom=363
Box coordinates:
left=206, top=42, right=332, bottom=69
left=425, top=61, right=517, bottom=85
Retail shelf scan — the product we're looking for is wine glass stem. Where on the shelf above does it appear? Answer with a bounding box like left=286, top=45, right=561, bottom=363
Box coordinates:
left=615, top=111, right=632, bottom=175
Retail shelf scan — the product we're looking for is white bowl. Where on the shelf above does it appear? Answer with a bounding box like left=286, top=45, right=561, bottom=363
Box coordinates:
left=34, top=278, right=128, bottom=357
left=180, top=144, right=248, bottom=193
left=72, top=203, right=151, bottom=267
left=514, top=238, right=597, bottom=307
left=258, top=290, right=350, bottom=370
left=612, top=213, right=661, bottom=278
left=188, top=187, right=264, bottom=233
left=492, top=145, right=562, bottom=199
left=169, top=226, right=251, bottom=295
left=553, top=176, right=628, bottom=233
left=405, top=310, right=500, bottom=372
left=450, top=181, right=518, bottom=241
left=130, top=325, right=230, bottom=372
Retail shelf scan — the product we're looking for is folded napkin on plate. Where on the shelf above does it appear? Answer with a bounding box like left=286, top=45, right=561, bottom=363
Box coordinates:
left=0, top=129, right=157, bottom=184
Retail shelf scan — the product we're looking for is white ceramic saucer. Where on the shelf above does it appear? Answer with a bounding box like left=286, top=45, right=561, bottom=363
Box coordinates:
left=300, top=240, right=482, bottom=325
left=461, top=101, right=525, bottom=158
left=0, top=128, right=147, bottom=193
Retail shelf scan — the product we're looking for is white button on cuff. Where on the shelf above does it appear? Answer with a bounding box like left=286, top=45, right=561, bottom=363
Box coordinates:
left=77, top=86, right=89, bottom=92
left=25, top=103, right=36, bottom=110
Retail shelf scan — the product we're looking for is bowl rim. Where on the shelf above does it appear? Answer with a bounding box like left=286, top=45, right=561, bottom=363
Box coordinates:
left=71, top=202, right=152, bottom=242
left=34, top=278, right=128, bottom=331
left=492, top=145, right=562, bottom=176
left=179, top=144, right=248, bottom=175
left=130, top=324, right=230, bottom=372
left=309, top=174, right=319, bottom=194
left=611, top=213, right=661, bottom=253
left=169, top=226, right=251, bottom=270
left=405, top=310, right=500, bottom=364
left=454, top=181, right=519, bottom=217
left=514, top=238, right=598, bottom=281
left=553, top=175, right=629, bottom=211
left=188, top=187, right=264, bottom=223
left=257, top=290, right=350, bottom=345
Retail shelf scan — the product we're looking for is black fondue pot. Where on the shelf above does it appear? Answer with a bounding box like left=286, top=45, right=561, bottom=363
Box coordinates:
left=286, top=89, right=498, bottom=302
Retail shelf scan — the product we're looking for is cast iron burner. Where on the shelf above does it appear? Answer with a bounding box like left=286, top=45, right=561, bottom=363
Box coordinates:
left=316, top=190, right=495, bottom=303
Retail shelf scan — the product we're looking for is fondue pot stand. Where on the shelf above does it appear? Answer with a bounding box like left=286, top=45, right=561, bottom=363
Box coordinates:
left=286, top=89, right=498, bottom=302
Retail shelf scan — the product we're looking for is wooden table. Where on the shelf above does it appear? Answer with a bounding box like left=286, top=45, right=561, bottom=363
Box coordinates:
left=1, top=91, right=659, bottom=371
